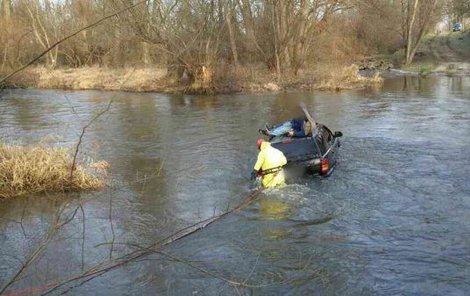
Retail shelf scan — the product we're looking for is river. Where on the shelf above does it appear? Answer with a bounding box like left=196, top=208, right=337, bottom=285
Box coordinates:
left=0, top=74, right=469, bottom=295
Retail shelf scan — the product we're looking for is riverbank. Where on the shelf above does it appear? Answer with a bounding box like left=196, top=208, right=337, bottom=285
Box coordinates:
left=358, top=32, right=470, bottom=77
left=393, top=31, right=470, bottom=76
left=1, top=64, right=383, bottom=94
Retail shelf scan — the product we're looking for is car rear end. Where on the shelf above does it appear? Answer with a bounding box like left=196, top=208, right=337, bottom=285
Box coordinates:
left=271, top=137, right=321, bottom=176
left=271, top=124, right=342, bottom=176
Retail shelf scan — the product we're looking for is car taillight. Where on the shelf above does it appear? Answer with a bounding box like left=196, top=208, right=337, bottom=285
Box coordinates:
left=320, top=159, right=329, bottom=175
left=282, top=138, right=292, bottom=144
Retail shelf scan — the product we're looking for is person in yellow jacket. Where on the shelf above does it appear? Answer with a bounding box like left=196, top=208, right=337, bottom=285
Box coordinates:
left=251, top=138, right=288, bottom=188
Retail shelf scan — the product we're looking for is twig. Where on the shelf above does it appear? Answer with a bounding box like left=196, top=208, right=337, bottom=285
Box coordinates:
left=64, top=95, right=79, bottom=119
left=94, top=241, right=143, bottom=249
left=70, top=100, right=112, bottom=180
left=243, top=253, right=261, bottom=285
left=19, top=201, right=28, bottom=238
left=157, top=251, right=249, bottom=287
left=0, top=204, right=75, bottom=294
left=108, top=191, right=115, bottom=260
left=153, top=250, right=284, bottom=289
left=40, top=187, right=264, bottom=295
left=79, top=204, right=86, bottom=271
left=59, top=206, right=80, bottom=228
left=59, top=240, right=275, bottom=290
left=233, top=285, right=243, bottom=296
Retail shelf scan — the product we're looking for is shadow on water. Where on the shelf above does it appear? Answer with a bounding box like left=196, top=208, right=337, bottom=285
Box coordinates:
left=0, top=75, right=469, bottom=295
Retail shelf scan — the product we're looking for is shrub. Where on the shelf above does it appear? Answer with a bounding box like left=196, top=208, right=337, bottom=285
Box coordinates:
left=0, top=144, right=107, bottom=199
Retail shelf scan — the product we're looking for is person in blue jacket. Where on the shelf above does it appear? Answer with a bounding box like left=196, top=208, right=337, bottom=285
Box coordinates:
left=259, top=116, right=313, bottom=138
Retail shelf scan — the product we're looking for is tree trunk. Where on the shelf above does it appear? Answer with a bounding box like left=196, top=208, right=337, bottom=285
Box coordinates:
left=2, top=42, right=8, bottom=71
left=142, top=41, right=151, bottom=65
left=224, top=2, right=239, bottom=67
left=292, top=0, right=310, bottom=75
left=238, top=0, right=265, bottom=58
left=27, top=4, right=57, bottom=68
left=405, top=0, right=438, bottom=65
left=2, top=0, right=11, bottom=19
left=407, top=0, right=438, bottom=65
left=271, top=1, right=281, bottom=81
left=405, top=0, right=419, bottom=65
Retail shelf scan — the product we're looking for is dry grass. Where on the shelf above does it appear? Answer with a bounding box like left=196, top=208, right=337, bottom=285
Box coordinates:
left=36, top=66, right=168, bottom=91
left=314, top=64, right=383, bottom=90
left=2, top=66, right=169, bottom=91
left=0, top=144, right=107, bottom=199
left=2, top=63, right=383, bottom=93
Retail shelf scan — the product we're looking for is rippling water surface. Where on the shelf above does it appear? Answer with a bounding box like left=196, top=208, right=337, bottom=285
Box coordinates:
left=0, top=75, right=469, bottom=295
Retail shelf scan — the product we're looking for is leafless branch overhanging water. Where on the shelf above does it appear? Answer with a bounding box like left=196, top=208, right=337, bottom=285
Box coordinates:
left=2, top=151, right=284, bottom=295
left=52, top=240, right=283, bottom=295
left=70, top=100, right=112, bottom=180
left=0, top=99, right=112, bottom=295
left=0, top=202, right=80, bottom=295
left=38, top=186, right=266, bottom=295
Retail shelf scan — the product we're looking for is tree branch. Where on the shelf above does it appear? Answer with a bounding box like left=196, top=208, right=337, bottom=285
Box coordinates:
left=70, top=100, right=112, bottom=180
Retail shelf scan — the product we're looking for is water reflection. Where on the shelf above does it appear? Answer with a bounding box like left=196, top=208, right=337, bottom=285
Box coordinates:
left=258, top=197, right=292, bottom=221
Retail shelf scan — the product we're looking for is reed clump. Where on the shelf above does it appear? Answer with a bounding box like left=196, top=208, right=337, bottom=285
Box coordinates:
left=0, top=144, right=107, bottom=199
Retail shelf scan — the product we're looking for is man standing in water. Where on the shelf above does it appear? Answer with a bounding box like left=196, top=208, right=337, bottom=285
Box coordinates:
left=251, top=138, right=287, bottom=188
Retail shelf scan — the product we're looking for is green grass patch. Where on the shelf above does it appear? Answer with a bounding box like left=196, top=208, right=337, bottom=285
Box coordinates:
left=401, top=62, right=436, bottom=76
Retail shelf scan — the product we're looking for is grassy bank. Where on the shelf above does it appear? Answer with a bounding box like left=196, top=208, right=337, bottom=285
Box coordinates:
left=396, top=32, right=470, bottom=76
left=0, top=144, right=107, bottom=199
left=1, top=64, right=383, bottom=94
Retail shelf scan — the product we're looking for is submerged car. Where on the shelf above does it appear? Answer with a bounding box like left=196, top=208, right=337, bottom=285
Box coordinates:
left=453, top=23, right=462, bottom=32
left=270, top=124, right=342, bottom=176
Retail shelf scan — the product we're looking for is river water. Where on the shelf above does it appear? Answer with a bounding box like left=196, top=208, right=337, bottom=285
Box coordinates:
left=0, top=75, right=469, bottom=295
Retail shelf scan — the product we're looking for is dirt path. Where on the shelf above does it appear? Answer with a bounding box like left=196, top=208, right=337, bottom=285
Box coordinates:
left=428, top=34, right=460, bottom=62
left=424, top=32, right=470, bottom=74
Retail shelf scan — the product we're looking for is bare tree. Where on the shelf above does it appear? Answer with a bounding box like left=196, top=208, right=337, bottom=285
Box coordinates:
left=403, top=0, right=439, bottom=65
left=1, top=0, right=450, bottom=88
left=23, top=0, right=60, bottom=68
left=1, top=0, right=11, bottom=18
left=224, top=0, right=239, bottom=68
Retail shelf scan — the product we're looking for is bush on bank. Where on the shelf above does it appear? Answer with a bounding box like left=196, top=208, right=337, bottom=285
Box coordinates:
left=0, top=144, right=107, bottom=199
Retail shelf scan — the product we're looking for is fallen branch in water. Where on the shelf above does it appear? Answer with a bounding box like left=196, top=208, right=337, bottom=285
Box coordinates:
left=40, top=187, right=264, bottom=295
left=59, top=244, right=273, bottom=295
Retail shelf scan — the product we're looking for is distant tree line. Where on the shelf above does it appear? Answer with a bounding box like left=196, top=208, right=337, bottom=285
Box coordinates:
left=0, top=0, right=468, bottom=81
